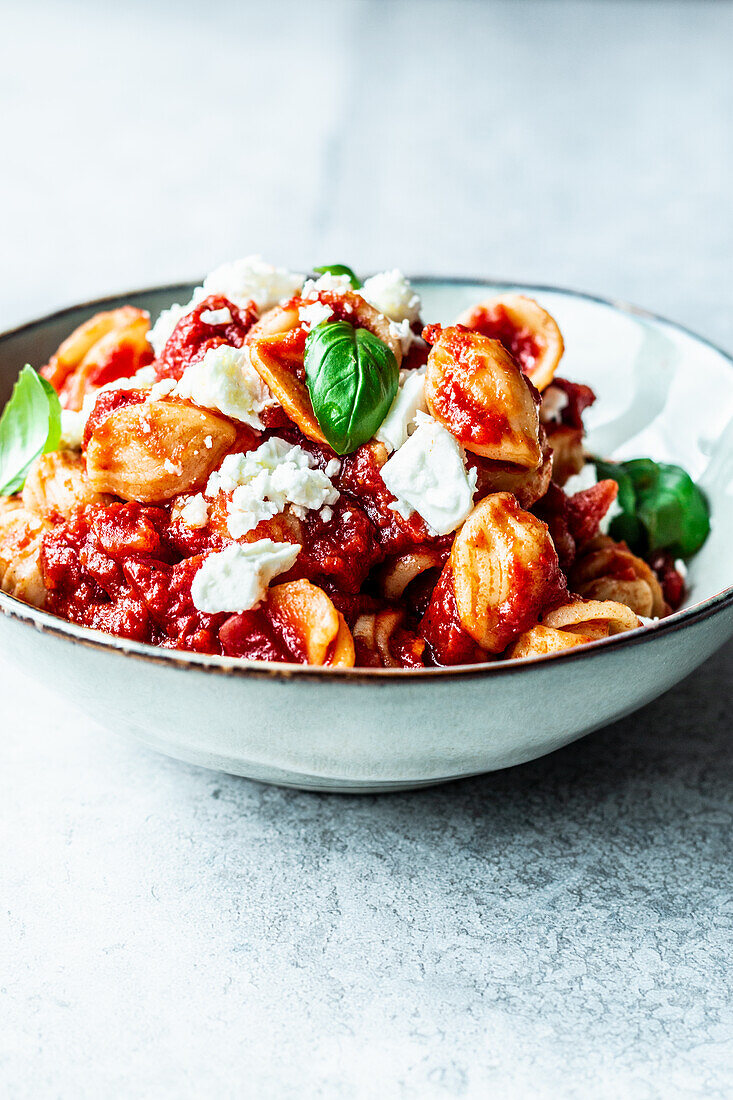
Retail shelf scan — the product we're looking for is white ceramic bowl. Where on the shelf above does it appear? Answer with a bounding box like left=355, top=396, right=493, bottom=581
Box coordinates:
left=1, top=279, right=732, bottom=791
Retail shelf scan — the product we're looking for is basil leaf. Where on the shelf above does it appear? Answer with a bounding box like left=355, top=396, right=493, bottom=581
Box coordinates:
left=304, top=321, right=399, bottom=455
left=590, top=455, right=710, bottom=558
left=313, top=264, right=361, bottom=289
left=0, top=365, right=62, bottom=494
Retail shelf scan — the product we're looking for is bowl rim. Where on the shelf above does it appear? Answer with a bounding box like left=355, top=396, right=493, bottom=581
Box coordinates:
left=1, top=275, right=731, bottom=683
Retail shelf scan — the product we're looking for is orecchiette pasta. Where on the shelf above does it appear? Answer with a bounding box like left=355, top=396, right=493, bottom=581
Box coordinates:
left=456, top=293, right=564, bottom=393
left=0, top=259, right=696, bottom=667
left=22, top=451, right=113, bottom=519
left=570, top=535, right=666, bottom=618
left=508, top=597, right=642, bottom=659
left=424, top=326, right=542, bottom=467
left=267, top=579, right=355, bottom=667
left=85, top=400, right=237, bottom=502
left=41, top=307, right=152, bottom=410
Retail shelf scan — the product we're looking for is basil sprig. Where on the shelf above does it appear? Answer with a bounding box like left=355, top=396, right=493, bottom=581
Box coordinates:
left=304, top=321, right=398, bottom=455
left=593, top=456, right=710, bottom=558
left=0, top=366, right=62, bottom=494
left=313, top=264, right=361, bottom=289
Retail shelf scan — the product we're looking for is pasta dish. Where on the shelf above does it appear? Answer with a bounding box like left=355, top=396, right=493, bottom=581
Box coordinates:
left=0, top=259, right=710, bottom=668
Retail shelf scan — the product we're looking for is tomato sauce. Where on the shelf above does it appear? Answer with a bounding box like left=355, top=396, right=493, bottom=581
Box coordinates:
left=155, top=295, right=258, bottom=381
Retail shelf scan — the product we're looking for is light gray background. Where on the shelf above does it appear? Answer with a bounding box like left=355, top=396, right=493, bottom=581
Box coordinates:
left=1, top=1, right=732, bottom=1097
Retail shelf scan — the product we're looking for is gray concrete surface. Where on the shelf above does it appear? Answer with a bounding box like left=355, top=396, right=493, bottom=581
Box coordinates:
left=1, top=1, right=732, bottom=1096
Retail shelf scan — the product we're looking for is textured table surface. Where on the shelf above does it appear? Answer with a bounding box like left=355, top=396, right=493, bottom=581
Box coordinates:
left=1, top=1, right=732, bottom=1097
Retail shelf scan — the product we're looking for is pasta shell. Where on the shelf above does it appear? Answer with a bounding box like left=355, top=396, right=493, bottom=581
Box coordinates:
left=22, top=451, right=113, bottom=520
left=267, top=578, right=355, bottom=666
left=450, top=492, right=564, bottom=652
left=42, top=307, right=152, bottom=409
left=571, top=535, right=666, bottom=618
left=456, top=293, right=564, bottom=392
left=0, top=499, right=50, bottom=607
left=85, top=400, right=236, bottom=503
left=425, top=327, right=542, bottom=467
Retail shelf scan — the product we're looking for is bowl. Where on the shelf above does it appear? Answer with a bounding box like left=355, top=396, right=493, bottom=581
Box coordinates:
left=1, top=278, right=732, bottom=792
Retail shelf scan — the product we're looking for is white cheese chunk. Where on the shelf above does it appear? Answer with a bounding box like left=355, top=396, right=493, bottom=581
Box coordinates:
left=191, top=540, right=300, bottom=614
left=176, top=493, right=209, bottom=529
left=375, top=369, right=428, bottom=453
left=564, top=461, right=624, bottom=535
left=360, top=269, right=421, bottom=325
left=203, top=256, right=304, bottom=313
left=675, top=558, right=688, bottom=579
left=539, top=385, right=569, bottom=424
left=173, top=344, right=275, bottom=429
left=207, top=436, right=340, bottom=539
left=298, top=301, right=334, bottom=329
left=199, top=307, right=232, bottom=326
left=148, top=256, right=304, bottom=356
left=301, top=273, right=353, bottom=298
left=380, top=415, right=477, bottom=536
left=59, top=408, right=87, bottom=450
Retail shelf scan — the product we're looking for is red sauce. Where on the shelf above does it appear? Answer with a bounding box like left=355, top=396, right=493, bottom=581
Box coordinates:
left=155, top=295, right=258, bottom=381
left=82, top=388, right=148, bottom=448
left=420, top=566, right=487, bottom=666
left=461, top=305, right=541, bottom=374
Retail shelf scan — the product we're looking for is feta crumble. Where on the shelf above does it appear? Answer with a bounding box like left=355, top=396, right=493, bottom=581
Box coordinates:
left=206, top=436, right=339, bottom=539
left=199, top=307, right=233, bottom=326
left=380, top=414, right=477, bottom=536
left=298, top=301, right=334, bottom=329
left=148, top=256, right=304, bottom=356
left=173, top=344, right=275, bottom=429
left=191, top=540, right=300, bottom=614
left=301, top=273, right=354, bottom=298
left=176, top=493, right=209, bottom=529
left=375, top=368, right=428, bottom=453
left=564, top=462, right=623, bottom=534
left=539, top=385, right=570, bottom=424
left=59, top=407, right=87, bottom=450
left=360, top=270, right=421, bottom=325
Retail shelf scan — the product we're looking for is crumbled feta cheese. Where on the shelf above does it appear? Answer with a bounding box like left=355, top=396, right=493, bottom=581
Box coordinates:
left=148, top=257, right=304, bottom=357
left=199, top=307, right=233, bottom=326
left=164, top=458, right=182, bottom=475
left=59, top=407, right=87, bottom=450
left=563, top=463, right=598, bottom=497
left=324, top=458, right=341, bottom=478
left=204, top=435, right=213, bottom=449
left=173, top=344, right=275, bottom=428
left=539, top=385, right=570, bottom=424
left=298, top=301, right=334, bottom=329
left=388, top=319, right=420, bottom=357
left=176, top=493, right=209, bottom=529
left=191, top=540, right=300, bottom=614
left=564, top=462, right=624, bottom=534
left=638, top=615, right=660, bottom=627
left=360, top=270, right=421, bottom=325
left=207, top=436, right=340, bottom=539
left=301, top=273, right=353, bottom=299
left=149, top=377, right=177, bottom=401
left=376, top=368, right=428, bottom=453
left=342, top=510, right=352, bottom=521
left=203, top=256, right=304, bottom=313
left=380, top=416, right=477, bottom=536
left=675, top=558, right=688, bottom=578
left=320, top=506, right=333, bottom=523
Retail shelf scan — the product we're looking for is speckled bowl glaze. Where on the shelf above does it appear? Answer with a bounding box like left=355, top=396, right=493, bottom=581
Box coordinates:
left=1, top=280, right=732, bottom=791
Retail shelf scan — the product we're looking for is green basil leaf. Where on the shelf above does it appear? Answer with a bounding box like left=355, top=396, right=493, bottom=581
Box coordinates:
left=590, top=455, right=710, bottom=558
left=304, top=321, right=399, bottom=455
left=312, top=264, right=361, bottom=289
left=0, top=365, right=62, bottom=494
